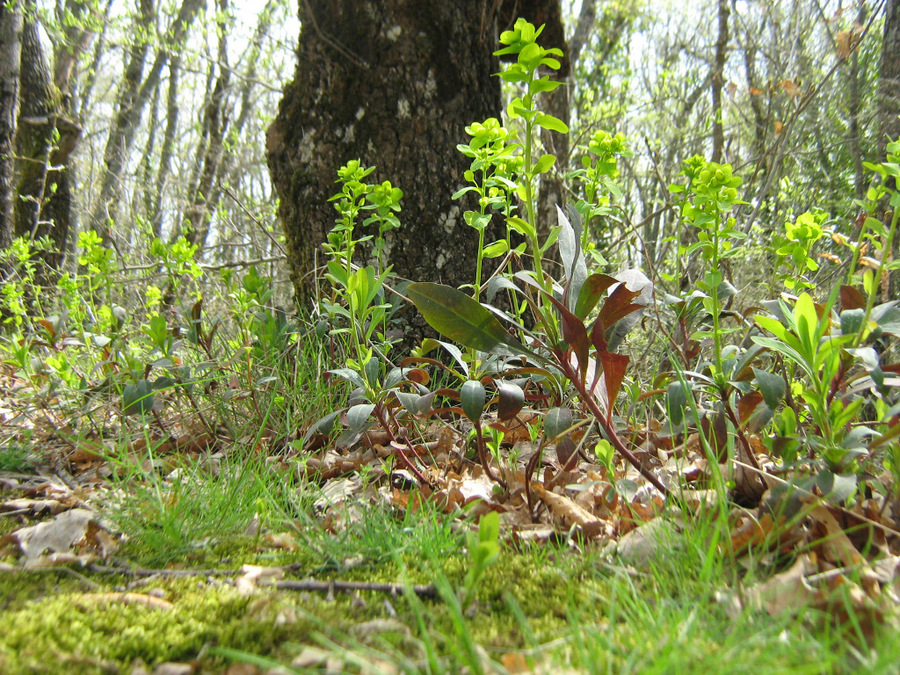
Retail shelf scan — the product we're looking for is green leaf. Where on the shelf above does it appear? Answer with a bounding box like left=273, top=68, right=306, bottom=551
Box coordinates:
left=535, top=113, right=569, bottom=134
left=482, top=240, right=510, bottom=259
left=347, top=403, right=375, bottom=432
left=544, top=406, right=573, bottom=440
left=666, top=381, right=688, bottom=427
left=529, top=77, right=562, bottom=94
left=574, top=274, right=618, bottom=320
left=407, top=282, right=531, bottom=357
left=533, top=153, right=556, bottom=175
left=123, top=380, right=154, bottom=416
left=753, top=367, right=786, bottom=410
left=507, top=216, right=536, bottom=239
left=461, top=380, right=486, bottom=422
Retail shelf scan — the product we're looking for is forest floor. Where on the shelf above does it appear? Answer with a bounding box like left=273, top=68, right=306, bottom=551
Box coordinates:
left=2, top=369, right=900, bottom=674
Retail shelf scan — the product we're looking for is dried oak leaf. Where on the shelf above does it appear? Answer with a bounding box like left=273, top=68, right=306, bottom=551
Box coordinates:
left=1, top=508, right=117, bottom=561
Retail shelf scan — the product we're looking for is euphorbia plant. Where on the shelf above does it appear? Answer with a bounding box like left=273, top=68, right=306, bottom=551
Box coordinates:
left=406, top=19, right=668, bottom=494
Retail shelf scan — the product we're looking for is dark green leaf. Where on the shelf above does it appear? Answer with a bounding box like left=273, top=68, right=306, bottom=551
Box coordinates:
left=544, top=406, right=573, bottom=440
left=407, top=282, right=531, bottom=357
left=753, top=367, right=786, bottom=410
left=123, top=380, right=155, bottom=416
left=461, top=380, right=486, bottom=422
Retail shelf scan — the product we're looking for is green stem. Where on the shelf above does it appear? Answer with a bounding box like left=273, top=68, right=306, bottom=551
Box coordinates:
left=855, top=205, right=900, bottom=348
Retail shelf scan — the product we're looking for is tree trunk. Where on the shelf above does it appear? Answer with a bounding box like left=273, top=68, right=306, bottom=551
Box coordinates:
left=710, top=0, right=730, bottom=163
left=179, top=0, right=230, bottom=251
left=847, top=4, right=867, bottom=201
left=0, top=4, right=23, bottom=250
left=880, top=0, right=900, bottom=298
left=881, top=0, right=900, bottom=151
left=14, top=13, right=56, bottom=244
left=267, top=0, right=508, bottom=311
left=90, top=0, right=204, bottom=245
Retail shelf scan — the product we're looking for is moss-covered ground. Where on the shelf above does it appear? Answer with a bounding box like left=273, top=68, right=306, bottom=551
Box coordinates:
left=4, top=516, right=898, bottom=674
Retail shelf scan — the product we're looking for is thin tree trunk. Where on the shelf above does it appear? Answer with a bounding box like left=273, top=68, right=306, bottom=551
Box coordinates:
left=879, top=0, right=900, bottom=297
left=14, top=11, right=56, bottom=243
left=180, top=0, right=230, bottom=250
left=710, top=0, right=730, bottom=163
left=0, top=4, right=23, bottom=249
left=880, top=0, right=900, bottom=150
left=90, top=0, right=205, bottom=245
left=847, top=4, right=867, bottom=201
left=151, top=54, right=180, bottom=238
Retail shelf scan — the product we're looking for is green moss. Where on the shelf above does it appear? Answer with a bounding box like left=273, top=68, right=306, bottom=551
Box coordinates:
left=0, top=570, right=400, bottom=675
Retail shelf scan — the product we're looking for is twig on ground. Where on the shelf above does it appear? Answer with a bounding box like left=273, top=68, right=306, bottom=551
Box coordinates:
left=273, top=579, right=438, bottom=599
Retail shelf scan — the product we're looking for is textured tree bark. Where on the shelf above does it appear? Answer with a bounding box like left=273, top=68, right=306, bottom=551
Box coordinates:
left=0, top=4, right=23, bottom=250
left=13, top=16, right=55, bottom=244
left=14, top=0, right=94, bottom=273
left=267, top=0, right=510, bottom=311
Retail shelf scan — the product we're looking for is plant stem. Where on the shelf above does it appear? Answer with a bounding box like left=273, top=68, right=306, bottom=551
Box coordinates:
left=560, top=359, right=669, bottom=495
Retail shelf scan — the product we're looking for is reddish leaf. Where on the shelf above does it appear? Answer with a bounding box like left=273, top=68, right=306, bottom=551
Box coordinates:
left=590, top=315, right=608, bottom=352
left=598, top=351, right=629, bottom=412
left=738, top=391, right=765, bottom=426
left=406, top=368, right=430, bottom=385
left=543, top=292, right=590, bottom=377
left=495, top=381, right=525, bottom=421
left=840, top=285, right=866, bottom=311
left=598, top=283, right=643, bottom=330
left=556, top=437, right=577, bottom=467
left=573, top=273, right=618, bottom=319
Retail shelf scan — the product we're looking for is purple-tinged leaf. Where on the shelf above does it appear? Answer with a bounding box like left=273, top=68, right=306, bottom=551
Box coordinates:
left=574, top=274, right=618, bottom=320
left=495, top=381, right=525, bottom=421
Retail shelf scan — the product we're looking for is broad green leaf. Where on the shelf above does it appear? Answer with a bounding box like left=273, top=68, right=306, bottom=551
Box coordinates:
left=667, top=381, right=688, bottom=427
left=507, top=216, right=536, bottom=239
left=529, top=77, right=562, bottom=94
left=407, top=282, right=530, bottom=357
left=750, top=336, right=816, bottom=380
left=346, top=403, right=375, bottom=432
left=535, top=113, right=569, bottom=133
left=482, top=239, right=510, bottom=259
left=792, top=293, right=819, bottom=356
left=328, top=368, right=367, bottom=390
left=533, top=154, right=556, bottom=174
left=302, top=410, right=341, bottom=444
left=574, top=274, right=618, bottom=320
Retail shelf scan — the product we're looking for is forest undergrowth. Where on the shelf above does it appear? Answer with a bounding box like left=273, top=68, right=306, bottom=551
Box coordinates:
left=2, top=17, right=900, bottom=675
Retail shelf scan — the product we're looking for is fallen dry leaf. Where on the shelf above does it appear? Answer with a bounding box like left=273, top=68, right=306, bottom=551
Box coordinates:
left=1, top=508, right=117, bottom=561
left=236, top=563, right=285, bottom=593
